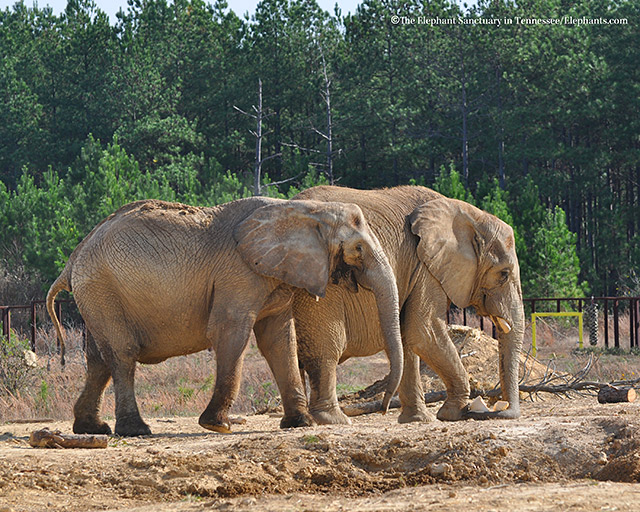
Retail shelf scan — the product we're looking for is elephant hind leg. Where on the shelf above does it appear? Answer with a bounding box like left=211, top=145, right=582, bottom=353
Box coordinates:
left=83, top=318, right=151, bottom=436
left=73, top=329, right=112, bottom=435
left=397, top=348, right=435, bottom=424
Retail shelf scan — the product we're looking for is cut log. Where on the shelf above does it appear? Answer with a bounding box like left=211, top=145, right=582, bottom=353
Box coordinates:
left=29, top=428, right=108, bottom=449
left=597, top=385, right=637, bottom=404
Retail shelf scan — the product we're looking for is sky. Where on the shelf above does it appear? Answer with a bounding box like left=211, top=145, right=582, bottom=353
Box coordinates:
left=0, top=0, right=363, bottom=22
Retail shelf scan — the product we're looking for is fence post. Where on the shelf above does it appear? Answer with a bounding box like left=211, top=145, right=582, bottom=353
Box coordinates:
left=585, top=297, right=599, bottom=346
left=629, top=299, right=636, bottom=350
left=604, top=299, right=609, bottom=348
left=2, top=308, right=10, bottom=340
left=613, top=299, right=620, bottom=349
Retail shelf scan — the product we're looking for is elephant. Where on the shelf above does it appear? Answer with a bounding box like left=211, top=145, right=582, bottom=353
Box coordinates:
left=291, top=185, right=524, bottom=424
left=46, top=197, right=404, bottom=436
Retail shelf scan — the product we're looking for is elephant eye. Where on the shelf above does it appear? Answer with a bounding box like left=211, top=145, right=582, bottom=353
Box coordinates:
left=499, top=270, right=510, bottom=283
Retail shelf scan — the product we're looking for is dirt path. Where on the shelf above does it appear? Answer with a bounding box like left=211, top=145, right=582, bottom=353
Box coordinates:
left=1, top=396, right=639, bottom=511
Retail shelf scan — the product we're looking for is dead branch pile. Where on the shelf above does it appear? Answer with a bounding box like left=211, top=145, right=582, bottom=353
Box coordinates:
left=340, top=325, right=640, bottom=417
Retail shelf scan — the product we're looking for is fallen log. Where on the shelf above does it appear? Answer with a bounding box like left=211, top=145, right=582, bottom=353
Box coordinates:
left=597, top=385, right=637, bottom=404
left=342, top=379, right=640, bottom=417
left=29, top=428, right=108, bottom=449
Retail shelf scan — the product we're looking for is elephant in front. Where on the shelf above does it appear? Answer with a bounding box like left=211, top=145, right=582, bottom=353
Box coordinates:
left=46, top=197, right=403, bottom=436
left=292, top=185, right=524, bottom=424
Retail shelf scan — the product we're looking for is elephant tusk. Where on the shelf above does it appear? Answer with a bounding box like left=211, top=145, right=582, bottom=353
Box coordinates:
left=492, top=316, right=512, bottom=334
left=315, top=295, right=320, bottom=302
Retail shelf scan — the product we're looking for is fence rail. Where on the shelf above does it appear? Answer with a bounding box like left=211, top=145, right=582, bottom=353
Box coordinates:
left=2, top=296, right=640, bottom=354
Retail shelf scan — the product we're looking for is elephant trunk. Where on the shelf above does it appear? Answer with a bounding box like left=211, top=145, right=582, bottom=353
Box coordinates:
left=495, top=293, right=524, bottom=418
left=359, top=248, right=404, bottom=414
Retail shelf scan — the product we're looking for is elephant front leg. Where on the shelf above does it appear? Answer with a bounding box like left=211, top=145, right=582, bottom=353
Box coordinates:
left=253, top=313, right=314, bottom=429
left=304, top=357, right=351, bottom=425
left=412, top=318, right=470, bottom=421
left=402, top=284, right=470, bottom=421
left=199, top=303, right=256, bottom=433
left=412, top=319, right=470, bottom=421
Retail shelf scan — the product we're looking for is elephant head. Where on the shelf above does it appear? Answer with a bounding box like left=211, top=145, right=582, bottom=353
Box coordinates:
left=234, top=200, right=403, bottom=413
left=410, top=197, right=524, bottom=419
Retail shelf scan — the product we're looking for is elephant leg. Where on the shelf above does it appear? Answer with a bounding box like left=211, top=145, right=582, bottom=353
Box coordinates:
left=253, top=312, right=314, bottom=429
left=403, top=280, right=470, bottom=421
left=199, top=333, right=250, bottom=433
left=199, top=295, right=259, bottom=433
left=81, top=317, right=150, bottom=436
left=73, top=330, right=113, bottom=435
left=111, top=355, right=150, bottom=436
left=397, top=347, right=435, bottom=424
left=303, top=356, right=351, bottom=425
left=412, top=317, right=470, bottom=421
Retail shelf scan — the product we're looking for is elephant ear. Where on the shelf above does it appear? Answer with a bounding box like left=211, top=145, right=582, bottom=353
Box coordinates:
left=409, top=198, right=480, bottom=308
left=234, top=201, right=331, bottom=298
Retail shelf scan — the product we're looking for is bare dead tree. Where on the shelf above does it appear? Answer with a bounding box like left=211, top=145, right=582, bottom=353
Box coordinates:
left=234, top=79, right=281, bottom=196
left=288, top=44, right=341, bottom=185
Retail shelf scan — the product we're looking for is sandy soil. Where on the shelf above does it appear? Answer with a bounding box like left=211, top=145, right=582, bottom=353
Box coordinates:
left=1, top=395, right=639, bottom=512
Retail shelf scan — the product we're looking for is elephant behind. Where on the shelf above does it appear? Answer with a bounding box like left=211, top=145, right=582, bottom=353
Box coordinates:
left=46, top=197, right=404, bottom=436
left=292, top=185, right=525, bottom=424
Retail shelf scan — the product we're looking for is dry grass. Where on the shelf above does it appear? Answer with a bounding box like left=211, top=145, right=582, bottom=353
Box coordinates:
left=1, top=315, right=638, bottom=423
left=0, top=326, right=390, bottom=423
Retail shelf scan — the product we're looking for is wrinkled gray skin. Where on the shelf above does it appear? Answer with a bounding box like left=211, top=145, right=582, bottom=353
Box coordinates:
left=293, top=186, right=524, bottom=424
left=46, top=197, right=403, bottom=436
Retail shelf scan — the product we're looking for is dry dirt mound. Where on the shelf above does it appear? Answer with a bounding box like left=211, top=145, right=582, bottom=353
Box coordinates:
left=340, top=325, right=553, bottom=406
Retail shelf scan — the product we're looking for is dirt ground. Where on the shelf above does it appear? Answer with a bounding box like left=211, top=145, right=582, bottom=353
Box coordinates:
left=2, top=326, right=640, bottom=511
left=1, top=395, right=639, bottom=511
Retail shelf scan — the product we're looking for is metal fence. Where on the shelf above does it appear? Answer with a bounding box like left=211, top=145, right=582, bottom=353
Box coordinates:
left=1, top=300, right=76, bottom=351
left=2, top=296, right=640, bottom=353
left=524, top=297, right=640, bottom=349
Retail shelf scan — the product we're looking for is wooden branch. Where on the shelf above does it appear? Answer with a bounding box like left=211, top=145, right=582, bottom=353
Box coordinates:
left=233, top=105, right=256, bottom=119
left=29, top=428, right=108, bottom=449
left=263, top=172, right=303, bottom=188
left=260, top=152, right=282, bottom=163
left=598, top=385, right=637, bottom=404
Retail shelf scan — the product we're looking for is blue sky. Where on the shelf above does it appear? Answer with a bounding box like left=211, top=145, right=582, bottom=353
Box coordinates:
left=0, top=0, right=361, bottom=21
left=1, top=0, right=475, bottom=23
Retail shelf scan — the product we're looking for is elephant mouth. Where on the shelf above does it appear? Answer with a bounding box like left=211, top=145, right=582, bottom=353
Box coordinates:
left=491, top=316, right=512, bottom=334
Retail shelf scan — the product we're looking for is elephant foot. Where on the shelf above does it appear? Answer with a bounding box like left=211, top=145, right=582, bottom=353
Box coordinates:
left=311, top=407, right=352, bottom=425
left=280, top=412, right=315, bottom=429
left=73, top=418, right=112, bottom=435
left=398, top=407, right=436, bottom=424
left=198, top=411, right=232, bottom=433
left=115, top=416, right=152, bottom=437
left=436, top=401, right=467, bottom=422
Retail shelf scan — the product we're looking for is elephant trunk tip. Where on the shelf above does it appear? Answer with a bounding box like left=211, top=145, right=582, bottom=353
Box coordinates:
left=381, top=391, right=392, bottom=415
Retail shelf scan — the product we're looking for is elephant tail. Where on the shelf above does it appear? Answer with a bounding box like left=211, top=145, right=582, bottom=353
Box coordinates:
left=46, top=266, right=72, bottom=367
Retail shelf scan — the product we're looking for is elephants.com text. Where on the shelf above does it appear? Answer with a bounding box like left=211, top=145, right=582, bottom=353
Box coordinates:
left=390, top=16, right=629, bottom=27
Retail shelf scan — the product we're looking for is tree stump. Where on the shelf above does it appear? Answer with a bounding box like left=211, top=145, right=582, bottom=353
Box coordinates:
left=597, top=385, right=637, bottom=404
left=29, top=428, right=108, bottom=449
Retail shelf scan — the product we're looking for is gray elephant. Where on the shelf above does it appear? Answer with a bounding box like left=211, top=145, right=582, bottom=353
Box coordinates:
left=46, top=197, right=403, bottom=436
left=292, top=185, right=524, bottom=424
